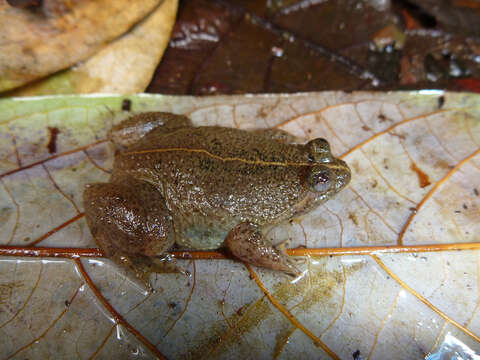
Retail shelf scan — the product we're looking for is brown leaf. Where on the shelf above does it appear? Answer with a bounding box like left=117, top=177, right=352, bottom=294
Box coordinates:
left=0, top=0, right=161, bottom=92
left=148, top=0, right=480, bottom=94
left=6, top=0, right=179, bottom=96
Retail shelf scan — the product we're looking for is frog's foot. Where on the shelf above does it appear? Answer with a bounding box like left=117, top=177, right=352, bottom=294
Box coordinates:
left=112, top=254, right=181, bottom=289
left=109, top=112, right=192, bottom=148
left=274, top=241, right=306, bottom=267
left=225, top=222, right=300, bottom=276
left=273, top=235, right=292, bottom=254
left=272, top=239, right=308, bottom=271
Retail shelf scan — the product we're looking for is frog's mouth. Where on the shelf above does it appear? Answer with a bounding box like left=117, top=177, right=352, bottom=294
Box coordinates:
left=290, top=189, right=333, bottom=219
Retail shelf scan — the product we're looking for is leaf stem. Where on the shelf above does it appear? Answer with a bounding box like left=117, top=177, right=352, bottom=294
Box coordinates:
left=1, top=242, right=480, bottom=259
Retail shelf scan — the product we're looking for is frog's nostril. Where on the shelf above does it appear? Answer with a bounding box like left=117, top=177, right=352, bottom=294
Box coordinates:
left=337, top=169, right=351, bottom=189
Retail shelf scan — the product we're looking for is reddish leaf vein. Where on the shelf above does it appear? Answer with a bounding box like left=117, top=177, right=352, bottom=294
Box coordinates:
left=0, top=140, right=108, bottom=180
left=4, top=285, right=81, bottom=360
left=398, top=148, right=480, bottom=245
left=74, top=259, right=167, bottom=360
left=2, top=243, right=480, bottom=259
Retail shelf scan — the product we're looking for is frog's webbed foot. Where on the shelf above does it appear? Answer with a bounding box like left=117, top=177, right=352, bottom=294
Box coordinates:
left=109, top=112, right=192, bottom=148
left=109, top=254, right=181, bottom=289
left=224, top=222, right=300, bottom=276
left=271, top=238, right=306, bottom=268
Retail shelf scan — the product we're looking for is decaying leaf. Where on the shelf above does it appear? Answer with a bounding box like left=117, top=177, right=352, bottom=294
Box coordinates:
left=7, top=0, right=179, bottom=96
left=148, top=0, right=480, bottom=94
left=0, top=0, right=161, bottom=92
left=0, top=92, right=479, bottom=358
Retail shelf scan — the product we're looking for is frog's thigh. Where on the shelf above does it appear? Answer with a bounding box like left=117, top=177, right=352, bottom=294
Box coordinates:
left=225, top=222, right=299, bottom=275
left=83, top=177, right=175, bottom=258
left=109, top=112, right=192, bottom=147
left=252, top=128, right=303, bottom=144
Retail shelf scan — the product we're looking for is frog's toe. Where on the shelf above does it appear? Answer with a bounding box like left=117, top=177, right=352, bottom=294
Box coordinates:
left=292, top=256, right=307, bottom=266
left=225, top=222, right=300, bottom=276
left=114, top=255, right=182, bottom=290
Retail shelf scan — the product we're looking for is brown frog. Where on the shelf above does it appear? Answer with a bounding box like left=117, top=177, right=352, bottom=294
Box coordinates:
left=83, top=112, right=351, bottom=284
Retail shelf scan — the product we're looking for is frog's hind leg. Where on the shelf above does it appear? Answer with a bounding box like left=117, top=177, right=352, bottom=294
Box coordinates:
left=109, top=112, right=192, bottom=147
left=83, top=177, right=176, bottom=286
left=224, top=222, right=300, bottom=276
left=105, top=254, right=180, bottom=289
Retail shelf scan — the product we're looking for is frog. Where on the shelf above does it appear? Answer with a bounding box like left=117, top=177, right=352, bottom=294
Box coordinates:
left=83, top=112, right=351, bottom=285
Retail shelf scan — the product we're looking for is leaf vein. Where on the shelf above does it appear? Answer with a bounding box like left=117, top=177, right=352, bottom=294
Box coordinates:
left=4, top=284, right=81, bottom=360
left=74, top=259, right=167, bottom=360
left=398, top=148, right=480, bottom=245
left=244, top=263, right=340, bottom=360
left=371, top=254, right=480, bottom=343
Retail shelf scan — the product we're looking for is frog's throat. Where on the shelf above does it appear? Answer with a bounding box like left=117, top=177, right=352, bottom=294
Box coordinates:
left=123, top=148, right=312, bottom=168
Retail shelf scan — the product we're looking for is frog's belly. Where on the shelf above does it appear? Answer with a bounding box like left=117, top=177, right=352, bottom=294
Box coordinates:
left=175, top=224, right=230, bottom=250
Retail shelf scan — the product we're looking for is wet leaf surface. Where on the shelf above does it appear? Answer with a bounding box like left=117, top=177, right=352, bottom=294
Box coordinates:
left=147, top=0, right=480, bottom=95
left=0, top=92, right=479, bottom=358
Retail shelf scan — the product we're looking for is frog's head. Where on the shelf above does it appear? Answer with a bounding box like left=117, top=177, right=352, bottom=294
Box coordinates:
left=304, top=138, right=351, bottom=200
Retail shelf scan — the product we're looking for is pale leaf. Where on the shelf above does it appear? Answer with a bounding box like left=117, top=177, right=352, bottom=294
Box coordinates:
left=0, top=92, right=479, bottom=359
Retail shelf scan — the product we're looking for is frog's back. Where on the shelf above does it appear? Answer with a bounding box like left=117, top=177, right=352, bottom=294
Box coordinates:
left=115, top=126, right=310, bottom=249
left=129, top=126, right=302, bottom=161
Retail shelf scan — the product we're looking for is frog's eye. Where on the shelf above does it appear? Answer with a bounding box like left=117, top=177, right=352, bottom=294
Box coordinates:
left=308, top=170, right=332, bottom=193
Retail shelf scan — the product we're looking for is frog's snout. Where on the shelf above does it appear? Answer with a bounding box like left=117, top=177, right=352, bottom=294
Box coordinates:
left=334, top=159, right=351, bottom=191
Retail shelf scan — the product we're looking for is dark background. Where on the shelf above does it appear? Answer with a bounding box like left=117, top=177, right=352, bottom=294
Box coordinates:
left=147, top=0, right=480, bottom=95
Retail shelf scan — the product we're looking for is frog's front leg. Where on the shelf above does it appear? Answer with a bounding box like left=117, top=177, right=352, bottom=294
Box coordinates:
left=224, top=222, right=300, bottom=276
left=83, top=176, right=176, bottom=285
left=109, top=112, right=192, bottom=147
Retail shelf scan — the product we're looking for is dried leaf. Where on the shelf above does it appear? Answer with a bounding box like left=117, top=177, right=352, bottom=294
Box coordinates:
left=7, top=0, right=179, bottom=96
left=406, top=0, right=480, bottom=37
left=148, top=0, right=480, bottom=94
left=0, top=92, right=479, bottom=358
left=0, top=0, right=161, bottom=92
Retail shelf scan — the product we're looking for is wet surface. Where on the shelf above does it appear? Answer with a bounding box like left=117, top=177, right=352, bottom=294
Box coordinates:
left=1, top=92, right=480, bottom=359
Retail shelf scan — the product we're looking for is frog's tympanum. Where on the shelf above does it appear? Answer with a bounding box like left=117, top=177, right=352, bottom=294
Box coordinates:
left=83, top=112, right=351, bottom=284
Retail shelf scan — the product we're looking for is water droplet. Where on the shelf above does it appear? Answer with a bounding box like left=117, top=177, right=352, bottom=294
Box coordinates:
left=271, top=46, right=284, bottom=57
